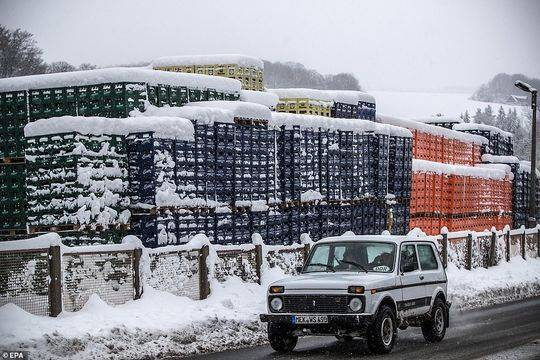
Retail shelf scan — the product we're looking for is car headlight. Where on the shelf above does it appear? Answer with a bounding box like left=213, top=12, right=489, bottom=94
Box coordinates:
left=349, top=297, right=363, bottom=312
left=270, top=297, right=283, bottom=312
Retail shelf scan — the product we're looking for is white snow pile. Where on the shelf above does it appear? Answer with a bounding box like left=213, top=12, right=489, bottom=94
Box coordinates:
left=24, top=116, right=195, bottom=140
left=270, top=112, right=412, bottom=138
left=0, top=233, right=61, bottom=252
left=185, top=101, right=272, bottom=121
left=413, top=115, right=462, bottom=124
left=240, top=90, right=279, bottom=108
left=412, top=159, right=512, bottom=180
left=453, top=123, right=513, bottom=138
left=447, top=256, right=540, bottom=310
left=268, top=88, right=375, bottom=105
left=0, top=67, right=241, bottom=93
left=130, top=102, right=235, bottom=124
left=1, top=255, right=539, bottom=359
left=481, top=154, right=520, bottom=164
left=151, top=54, right=264, bottom=69
left=378, top=114, right=488, bottom=145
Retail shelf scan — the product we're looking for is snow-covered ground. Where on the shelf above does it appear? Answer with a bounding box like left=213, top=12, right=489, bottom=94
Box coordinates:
left=1, top=257, right=539, bottom=359
left=371, top=90, right=524, bottom=119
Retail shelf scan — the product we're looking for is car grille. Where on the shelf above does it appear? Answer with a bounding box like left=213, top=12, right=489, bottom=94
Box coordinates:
left=281, top=294, right=350, bottom=314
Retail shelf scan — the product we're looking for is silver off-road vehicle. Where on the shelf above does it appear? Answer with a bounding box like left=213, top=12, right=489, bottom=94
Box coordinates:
left=260, top=235, right=450, bottom=354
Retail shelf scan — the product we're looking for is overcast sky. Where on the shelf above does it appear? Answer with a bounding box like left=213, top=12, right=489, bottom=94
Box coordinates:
left=1, top=0, right=539, bottom=92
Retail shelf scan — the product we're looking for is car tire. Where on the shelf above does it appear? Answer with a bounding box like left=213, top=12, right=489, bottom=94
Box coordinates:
left=268, top=323, right=298, bottom=353
left=366, top=305, right=397, bottom=354
left=421, top=298, right=447, bottom=343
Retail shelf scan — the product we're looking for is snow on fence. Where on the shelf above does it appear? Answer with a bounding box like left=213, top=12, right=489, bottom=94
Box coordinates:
left=1, top=228, right=538, bottom=317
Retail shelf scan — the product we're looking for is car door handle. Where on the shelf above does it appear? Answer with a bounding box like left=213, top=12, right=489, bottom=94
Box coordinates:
left=419, top=275, right=425, bottom=280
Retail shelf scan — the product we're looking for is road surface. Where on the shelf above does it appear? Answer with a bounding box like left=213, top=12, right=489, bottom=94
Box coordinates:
left=183, top=297, right=540, bottom=360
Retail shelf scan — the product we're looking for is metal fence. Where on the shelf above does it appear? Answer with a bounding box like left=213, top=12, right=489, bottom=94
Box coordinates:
left=1, top=226, right=539, bottom=317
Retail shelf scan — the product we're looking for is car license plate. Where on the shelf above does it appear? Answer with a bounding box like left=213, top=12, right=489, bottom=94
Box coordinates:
left=292, top=315, right=328, bottom=324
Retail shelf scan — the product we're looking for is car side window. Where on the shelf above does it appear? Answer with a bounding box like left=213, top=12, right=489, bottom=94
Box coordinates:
left=400, top=244, right=419, bottom=272
left=417, top=244, right=439, bottom=271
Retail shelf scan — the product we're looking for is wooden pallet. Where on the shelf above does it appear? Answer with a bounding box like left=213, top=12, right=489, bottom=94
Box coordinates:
left=0, top=228, right=27, bottom=236
left=0, top=157, right=25, bottom=165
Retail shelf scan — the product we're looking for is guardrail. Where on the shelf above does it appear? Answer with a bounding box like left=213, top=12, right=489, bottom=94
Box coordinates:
left=1, top=226, right=538, bottom=317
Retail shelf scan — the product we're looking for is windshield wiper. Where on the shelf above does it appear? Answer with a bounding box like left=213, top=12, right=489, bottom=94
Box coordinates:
left=306, top=263, right=335, bottom=272
left=335, top=256, right=369, bottom=273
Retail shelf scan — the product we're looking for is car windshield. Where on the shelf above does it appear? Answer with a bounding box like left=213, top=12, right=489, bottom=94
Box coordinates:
left=303, top=241, right=396, bottom=273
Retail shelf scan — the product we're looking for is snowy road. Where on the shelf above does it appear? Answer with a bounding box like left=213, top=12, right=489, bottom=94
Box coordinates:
left=182, top=297, right=540, bottom=360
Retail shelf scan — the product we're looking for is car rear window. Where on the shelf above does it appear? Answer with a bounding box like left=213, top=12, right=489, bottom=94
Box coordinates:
left=417, top=244, right=438, bottom=271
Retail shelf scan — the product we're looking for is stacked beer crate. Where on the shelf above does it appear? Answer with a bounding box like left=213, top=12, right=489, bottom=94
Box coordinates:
left=453, top=123, right=513, bottom=156
left=511, top=161, right=540, bottom=227
left=379, top=115, right=513, bottom=235
left=269, top=112, right=413, bottom=242
left=0, top=68, right=241, bottom=242
left=127, top=102, right=280, bottom=247
left=269, top=89, right=376, bottom=121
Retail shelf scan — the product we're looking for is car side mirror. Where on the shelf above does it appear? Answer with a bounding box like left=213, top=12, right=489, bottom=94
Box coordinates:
left=296, top=266, right=303, bottom=273
left=401, top=262, right=415, bottom=273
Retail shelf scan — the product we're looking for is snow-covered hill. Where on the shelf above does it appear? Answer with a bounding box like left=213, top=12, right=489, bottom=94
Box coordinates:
left=371, top=90, right=525, bottom=119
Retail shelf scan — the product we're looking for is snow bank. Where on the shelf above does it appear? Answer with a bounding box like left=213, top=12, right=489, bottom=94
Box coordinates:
left=412, top=159, right=511, bottom=180
left=269, top=112, right=412, bottom=138
left=378, top=114, right=488, bottom=145
left=0, top=233, right=61, bottom=251
left=240, top=90, right=278, bottom=108
left=185, top=101, right=272, bottom=121
left=1, top=256, right=538, bottom=359
left=151, top=54, right=264, bottom=69
left=24, top=116, right=195, bottom=140
left=130, top=103, right=235, bottom=124
left=447, top=257, right=540, bottom=310
left=481, top=154, right=520, bottom=164
left=0, top=67, right=241, bottom=93
left=453, top=123, right=513, bottom=138
left=268, top=88, right=375, bottom=105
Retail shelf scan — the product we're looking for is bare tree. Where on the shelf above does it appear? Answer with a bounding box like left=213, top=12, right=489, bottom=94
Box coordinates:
left=0, top=25, right=47, bottom=78
left=46, top=61, right=76, bottom=73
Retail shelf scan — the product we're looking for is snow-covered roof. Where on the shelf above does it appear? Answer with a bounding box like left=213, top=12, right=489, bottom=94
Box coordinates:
left=452, top=123, right=513, bottom=138
left=269, top=112, right=412, bottom=138
left=412, top=159, right=511, bottom=180
left=413, top=115, right=462, bottom=124
left=151, top=54, right=264, bottom=69
left=268, top=88, right=376, bottom=105
left=0, top=68, right=241, bottom=93
left=130, top=103, right=235, bottom=124
left=239, top=90, right=279, bottom=108
left=24, top=116, right=195, bottom=140
left=185, top=101, right=272, bottom=121
left=378, top=114, right=488, bottom=145
left=317, top=234, right=436, bottom=245
left=481, top=154, right=520, bottom=164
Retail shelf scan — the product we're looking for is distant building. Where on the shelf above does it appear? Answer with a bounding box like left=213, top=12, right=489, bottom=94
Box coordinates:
left=507, top=94, right=528, bottom=105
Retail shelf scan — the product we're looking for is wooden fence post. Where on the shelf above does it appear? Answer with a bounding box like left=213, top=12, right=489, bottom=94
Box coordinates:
left=254, top=244, right=263, bottom=285
left=466, top=233, right=473, bottom=270
left=48, top=245, right=62, bottom=317
left=521, top=230, right=526, bottom=260
left=303, top=243, right=311, bottom=264
left=133, top=248, right=142, bottom=300
left=441, top=233, right=448, bottom=268
left=489, top=230, right=497, bottom=267
left=505, top=230, right=510, bottom=262
left=199, top=245, right=210, bottom=300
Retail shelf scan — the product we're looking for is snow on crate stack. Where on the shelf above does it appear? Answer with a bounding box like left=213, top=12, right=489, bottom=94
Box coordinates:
left=128, top=103, right=279, bottom=247
left=269, top=112, right=412, bottom=236
left=269, top=88, right=376, bottom=120
left=23, top=116, right=194, bottom=244
left=239, top=90, right=279, bottom=109
left=410, top=159, right=513, bottom=235
left=378, top=114, right=487, bottom=166
left=453, top=123, right=513, bottom=156
left=151, top=54, right=264, bottom=91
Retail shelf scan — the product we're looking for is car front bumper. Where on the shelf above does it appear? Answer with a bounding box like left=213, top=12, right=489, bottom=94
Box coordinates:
left=260, top=313, right=374, bottom=327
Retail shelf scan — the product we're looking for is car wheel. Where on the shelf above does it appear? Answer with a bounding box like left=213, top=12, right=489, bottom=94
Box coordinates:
left=421, top=298, right=447, bottom=343
left=366, top=305, right=397, bottom=354
left=268, top=323, right=298, bottom=353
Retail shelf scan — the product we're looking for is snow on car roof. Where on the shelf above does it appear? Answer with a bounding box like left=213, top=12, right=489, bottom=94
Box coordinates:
left=317, top=235, right=437, bottom=245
